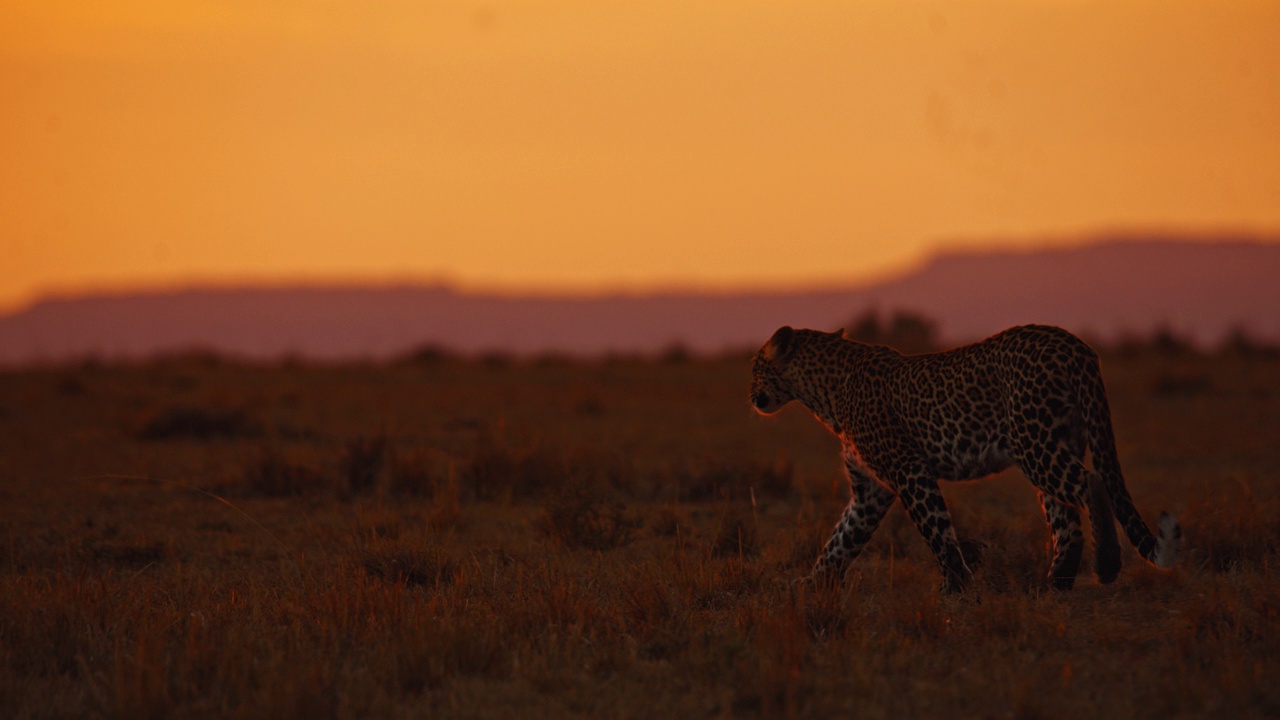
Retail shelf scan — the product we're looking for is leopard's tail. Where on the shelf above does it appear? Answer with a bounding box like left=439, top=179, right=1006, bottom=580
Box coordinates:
left=1080, top=356, right=1181, bottom=571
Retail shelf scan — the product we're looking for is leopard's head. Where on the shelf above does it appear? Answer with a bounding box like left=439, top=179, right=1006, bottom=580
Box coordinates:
left=750, top=326, right=799, bottom=415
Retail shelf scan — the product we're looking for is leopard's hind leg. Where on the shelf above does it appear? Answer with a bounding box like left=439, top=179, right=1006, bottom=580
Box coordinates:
left=1038, top=493, right=1084, bottom=590
left=1017, top=441, right=1122, bottom=588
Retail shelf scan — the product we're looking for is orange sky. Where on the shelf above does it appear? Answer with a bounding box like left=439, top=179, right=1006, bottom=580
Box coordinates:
left=2, top=1, right=1278, bottom=312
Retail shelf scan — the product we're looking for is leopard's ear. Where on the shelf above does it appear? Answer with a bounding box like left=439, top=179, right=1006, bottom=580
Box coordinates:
left=764, top=326, right=796, bottom=362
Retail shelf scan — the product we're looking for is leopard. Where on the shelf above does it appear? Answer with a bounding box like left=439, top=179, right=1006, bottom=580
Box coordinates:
left=749, top=324, right=1181, bottom=593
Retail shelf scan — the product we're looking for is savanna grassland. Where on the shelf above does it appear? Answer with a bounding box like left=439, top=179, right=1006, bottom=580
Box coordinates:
left=2, top=344, right=1279, bottom=719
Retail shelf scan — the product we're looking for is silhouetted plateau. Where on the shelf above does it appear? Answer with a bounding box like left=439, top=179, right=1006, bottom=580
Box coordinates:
left=1, top=237, right=1276, bottom=365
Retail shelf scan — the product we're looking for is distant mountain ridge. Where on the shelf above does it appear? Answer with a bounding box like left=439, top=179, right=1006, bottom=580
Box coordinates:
left=1, top=238, right=1277, bottom=365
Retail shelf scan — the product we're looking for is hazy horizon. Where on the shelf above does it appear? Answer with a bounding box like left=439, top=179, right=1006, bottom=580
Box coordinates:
left=6, top=232, right=1278, bottom=315
left=3, top=239, right=1277, bottom=366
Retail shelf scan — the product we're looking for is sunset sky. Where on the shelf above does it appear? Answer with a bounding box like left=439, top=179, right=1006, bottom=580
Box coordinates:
left=2, top=1, right=1278, bottom=313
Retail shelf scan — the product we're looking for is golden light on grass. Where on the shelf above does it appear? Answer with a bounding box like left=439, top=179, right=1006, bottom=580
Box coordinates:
left=2, top=346, right=1279, bottom=716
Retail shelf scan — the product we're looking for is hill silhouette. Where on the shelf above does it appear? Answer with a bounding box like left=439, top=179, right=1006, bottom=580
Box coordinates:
left=1, top=237, right=1276, bottom=364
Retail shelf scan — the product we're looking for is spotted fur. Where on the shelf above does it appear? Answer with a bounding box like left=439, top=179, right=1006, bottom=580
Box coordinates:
left=750, top=324, right=1181, bottom=593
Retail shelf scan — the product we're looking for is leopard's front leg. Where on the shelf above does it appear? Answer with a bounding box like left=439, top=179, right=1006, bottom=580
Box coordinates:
left=808, top=457, right=896, bottom=585
left=896, top=474, right=973, bottom=593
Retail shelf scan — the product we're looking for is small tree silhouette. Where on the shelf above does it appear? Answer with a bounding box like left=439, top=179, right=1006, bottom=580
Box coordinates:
left=843, top=308, right=940, bottom=354
left=1220, top=327, right=1280, bottom=360
left=1148, top=326, right=1197, bottom=358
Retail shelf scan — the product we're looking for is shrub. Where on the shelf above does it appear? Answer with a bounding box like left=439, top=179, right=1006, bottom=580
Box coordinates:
left=673, top=458, right=794, bottom=502
left=1219, top=328, right=1280, bottom=360
left=55, top=373, right=88, bottom=396
left=460, top=440, right=567, bottom=502
left=386, top=448, right=441, bottom=497
left=478, top=352, right=513, bottom=370
left=573, top=394, right=606, bottom=418
left=1110, top=326, right=1201, bottom=359
left=137, top=404, right=264, bottom=441
left=1150, top=326, right=1198, bottom=358
left=243, top=446, right=328, bottom=497
left=1149, top=372, right=1213, bottom=398
left=395, top=343, right=459, bottom=366
left=339, top=434, right=388, bottom=497
left=659, top=344, right=693, bottom=364
left=83, top=539, right=170, bottom=569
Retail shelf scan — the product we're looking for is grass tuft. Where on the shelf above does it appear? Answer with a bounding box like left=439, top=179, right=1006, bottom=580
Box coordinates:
left=242, top=445, right=329, bottom=497
left=84, top=540, right=169, bottom=570
left=712, top=505, right=760, bottom=558
left=361, top=546, right=459, bottom=590
left=538, top=482, right=639, bottom=551
left=649, top=503, right=689, bottom=537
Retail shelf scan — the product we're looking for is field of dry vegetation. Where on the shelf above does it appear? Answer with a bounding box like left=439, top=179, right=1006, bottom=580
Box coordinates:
left=2, top=343, right=1279, bottom=719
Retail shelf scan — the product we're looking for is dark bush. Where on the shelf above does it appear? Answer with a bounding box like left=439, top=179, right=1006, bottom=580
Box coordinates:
left=362, top=546, right=459, bottom=590
left=243, top=446, right=328, bottom=497
left=386, top=448, right=440, bottom=497
left=1150, top=327, right=1199, bottom=358
left=1149, top=372, right=1214, bottom=398
left=531, top=352, right=575, bottom=368
left=84, top=540, right=169, bottom=569
left=395, top=343, right=459, bottom=366
left=1111, top=326, right=1201, bottom=359
left=659, top=344, right=693, bottom=364
left=573, top=394, right=606, bottom=417
left=55, top=374, right=88, bottom=396
left=459, top=440, right=567, bottom=501
left=674, top=459, right=793, bottom=502
left=340, top=434, right=388, bottom=496
left=1220, top=327, right=1280, bottom=360
left=138, top=404, right=263, bottom=441
left=478, top=352, right=513, bottom=370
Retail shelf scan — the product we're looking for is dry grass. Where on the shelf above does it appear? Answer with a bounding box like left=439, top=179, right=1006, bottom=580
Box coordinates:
left=1, top=351, right=1279, bottom=718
